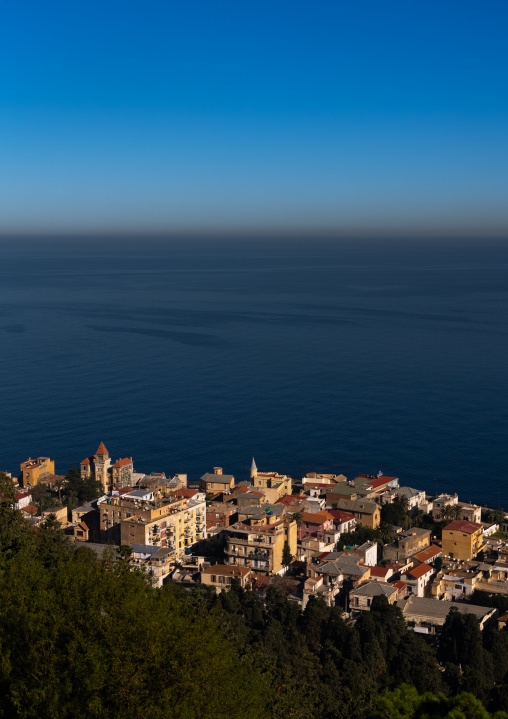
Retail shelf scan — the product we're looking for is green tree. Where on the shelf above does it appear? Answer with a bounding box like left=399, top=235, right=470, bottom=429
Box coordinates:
left=0, top=471, right=16, bottom=505
left=379, top=520, right=396, bottom=545
left=63, top=465, right=103, bottom=507
left=369, top=684, right=504, bottom=719
left=116, top=544, right=133, bottom=561
left=282, top=541, right=293, bottom=567
left=0, top=514, right=270, bottom=719
left=31, top=483, right=52, bottom=513
left=442, top=504, right=456, bottom=522
left=290, top=510, right=304, bottom=528
left=337, top=526, right=380, bottom=550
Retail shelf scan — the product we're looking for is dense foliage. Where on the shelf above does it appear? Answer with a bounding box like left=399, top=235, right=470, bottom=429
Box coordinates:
left=370, top=684, right=508, bottom=719
left=1, top=502, right=508, bottom=719
left=0, top=506, right=267, bottom=719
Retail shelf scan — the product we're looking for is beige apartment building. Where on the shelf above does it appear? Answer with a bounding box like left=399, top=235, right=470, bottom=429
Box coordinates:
left=383, top=528, right=431, bottom=563
left=223, top=510, right=297, bottom=576
left=99, top=489, right=206, bottom=560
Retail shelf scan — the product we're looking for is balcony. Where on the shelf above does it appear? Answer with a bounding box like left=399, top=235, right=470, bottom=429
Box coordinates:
left=248, top=551, right=269, bottom=559
left=227, top=536, right=272, bottom=549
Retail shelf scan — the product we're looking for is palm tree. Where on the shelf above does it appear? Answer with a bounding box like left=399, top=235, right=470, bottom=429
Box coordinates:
left=412, top=508, right=425, bottom=527
left=55, top=477, right=65, bottom=504
left=451, top=504, right=463, bottom=521
left=398, top=495, right=410, bottom=513
left=379, top=521, right=395, bottom=545
left=441, top=504, right=455, bottom=522
left=291, top=511, right=304, bottom=528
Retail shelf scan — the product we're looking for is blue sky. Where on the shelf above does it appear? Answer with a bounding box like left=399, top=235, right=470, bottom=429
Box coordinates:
left=1, top=1, right=507, bottom=236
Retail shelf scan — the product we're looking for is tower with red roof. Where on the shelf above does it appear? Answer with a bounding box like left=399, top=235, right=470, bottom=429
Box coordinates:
left=80, top=442, right=112, bottom=493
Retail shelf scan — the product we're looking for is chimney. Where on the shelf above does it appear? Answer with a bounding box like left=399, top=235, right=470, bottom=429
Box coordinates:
left=213, top=467, right=223, bottom=475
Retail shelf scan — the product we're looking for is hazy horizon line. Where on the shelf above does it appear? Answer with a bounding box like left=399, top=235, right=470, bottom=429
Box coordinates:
left=1, top=224, right=508, bottom=244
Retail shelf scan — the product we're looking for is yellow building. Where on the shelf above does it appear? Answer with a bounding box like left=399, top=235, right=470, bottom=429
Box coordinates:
left=223, top=510, right=297, bottom=576
left=98, top=489, right=206, bottom=561
left=250, top=465, right=293, bottom=502
left=199, top=467, right=235, bottom=493
left=20, top=457, right=55, bottom=487
left=201, top=564, right=252, bottom=593
left=442, top=520, right=486, bottom=561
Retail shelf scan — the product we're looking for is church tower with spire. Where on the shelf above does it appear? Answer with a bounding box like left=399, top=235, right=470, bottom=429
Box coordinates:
left=250, top=457, right=258, bottom=481
left=94, top=442, right=112, bottom=493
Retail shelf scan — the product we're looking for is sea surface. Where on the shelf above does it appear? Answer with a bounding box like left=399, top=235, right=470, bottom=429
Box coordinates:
left=1, top=237, right=507, bottom=509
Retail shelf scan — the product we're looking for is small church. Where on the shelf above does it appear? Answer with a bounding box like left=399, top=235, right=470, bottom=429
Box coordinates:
left=80, top=442, right=133, bottom=493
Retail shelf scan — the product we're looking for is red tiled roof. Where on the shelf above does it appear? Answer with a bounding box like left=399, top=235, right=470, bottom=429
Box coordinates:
left=234, top=487, right=248, bottom=494
left=366, top=476, right=398, bottom=489
left=96, top=442, right=108, bottom=456
left=172, top=488, right=198, bottom=499
left=112, top=457, right=131, bottom=469
left=413, top=545, right=442, bottom=562
left=80, top=457, right=91, bottom=465
left=79, top=521, right=89, bottom=530
left=370, top=566, right=390, bottom=577
left=444, top=520, right=483, bottom=534
left=252, top=575, right=271, bottom=589
left=277, top=494, right=302, bottom=505
left=21, top=505, right=38, bottom=515
left=405, top=562, right=433, bottom=579
left=393, top=580, right=406, bottom=591
left=15, top=492, right=31, bottom=500
left=328, top=509, right=355, bottom=523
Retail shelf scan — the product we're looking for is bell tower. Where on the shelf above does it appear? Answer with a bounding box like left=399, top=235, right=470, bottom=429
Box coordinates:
left=94, top=442, right=112, bottom=493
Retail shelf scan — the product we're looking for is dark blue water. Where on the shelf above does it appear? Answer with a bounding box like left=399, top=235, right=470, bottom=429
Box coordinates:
left=1, top=238, right=507, bottom=509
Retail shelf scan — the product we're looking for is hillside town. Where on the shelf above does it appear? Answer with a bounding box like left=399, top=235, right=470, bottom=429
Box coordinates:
left=3, top=443, right=508, bottom=635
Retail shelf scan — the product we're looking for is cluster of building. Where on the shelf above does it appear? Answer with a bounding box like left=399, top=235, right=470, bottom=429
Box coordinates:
left=4, top=448, right=508, bottom=632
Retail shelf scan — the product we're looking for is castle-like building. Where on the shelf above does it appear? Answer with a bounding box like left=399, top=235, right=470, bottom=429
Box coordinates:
left=80, top=442, right=133, bottom=493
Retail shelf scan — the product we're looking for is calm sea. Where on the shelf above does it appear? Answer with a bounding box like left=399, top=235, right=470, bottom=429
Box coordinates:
left=1, top=238, right=507, bottom=509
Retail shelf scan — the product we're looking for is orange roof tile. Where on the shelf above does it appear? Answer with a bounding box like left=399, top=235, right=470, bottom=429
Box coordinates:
left=413, top=545, right=442, bottom=562
left=80, top=457, right=91, bottom=465
left=405, top=562, right=433, bottom=579
left=21, top=505, right=38, bottom=515
left=172, top=488, right=198, bottom=499
left=96, top=442, right=108, bottom=456
left=301, top=511, right=333, bottom=525
left=366, top=476, right=397, bottom=489
left=112, top=457, right=132, bottom=469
